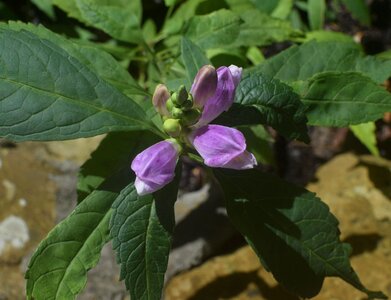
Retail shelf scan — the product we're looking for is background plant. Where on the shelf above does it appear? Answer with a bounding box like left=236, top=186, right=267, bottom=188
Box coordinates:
left=0, top=0, right=390, bottom=299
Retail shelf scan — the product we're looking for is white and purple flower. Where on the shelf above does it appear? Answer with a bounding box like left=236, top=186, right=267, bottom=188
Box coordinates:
left=131, top=64, right=257, bottom=195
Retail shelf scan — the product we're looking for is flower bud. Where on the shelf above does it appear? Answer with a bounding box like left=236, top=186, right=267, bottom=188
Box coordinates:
left=163, top=118, right=182, bottom=137
left=166, top=98, right=174, bottom=112
left=182, top=94, right=194, bottom=110
left=191, top=65, right=218, bottom=108
left=195, top=65, right=242, bottom=127
left=172, top=107, right=184, bottom=119
left=177, top=85, right=188, bottom=104
left=131, top=140, right=180, bottom=195
left=189, top=124, right=257, bottom=170
left=182, top=109, right=201, bottom=126
left=152, top=84, right=170, bottom=116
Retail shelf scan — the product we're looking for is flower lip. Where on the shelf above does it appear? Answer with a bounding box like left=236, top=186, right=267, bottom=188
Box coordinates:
left=190, top=124, right=257, bottom=170
left=131, top=140, right=179, bottom=195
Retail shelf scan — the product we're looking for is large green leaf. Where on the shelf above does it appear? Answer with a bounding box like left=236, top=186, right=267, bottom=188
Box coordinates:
left=78, top=131, right=160, bottom=202
left=217, top=72, right=309, bottom=142
left=0, top=28, right=157, bottom=141
left=301, top=72, right=391, bottom=127
left=181, top=37, right=210, bottom=85
left=185, top=9, right=242, bottom=49
left=110, top=167, right=180, bottom=300
left=256, top=40, right=391, bottom=84
left=75, top=0, right=143, bottom=43
left=215, top=169, right=387, bottom=299
left=2, top=22, right=146, bottom=97
left=233, top=10, right=301, bottom=47
left=25, top=168, right=133, bottom=299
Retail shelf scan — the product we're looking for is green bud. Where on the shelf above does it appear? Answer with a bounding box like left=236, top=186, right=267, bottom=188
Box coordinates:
left=182, top=109, right=201, bottom=126
left=182, top=94, right=194, bottom=110
left=163, top=118, right=182, bottom=137
left=172, top=107, right=184, bottom=119
left=166, top=98, right=174, bottom=112
left=178, top=85, right=188, bottom=103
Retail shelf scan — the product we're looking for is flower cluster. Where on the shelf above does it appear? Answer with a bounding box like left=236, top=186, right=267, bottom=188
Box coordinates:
left=131, top=65, right=257, bottom=195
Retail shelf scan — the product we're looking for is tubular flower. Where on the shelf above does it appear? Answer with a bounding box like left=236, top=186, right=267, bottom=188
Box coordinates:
left=189, top=125, right=257, bottom=170
left=195, top=65, right=242, bottom=127
left=131, top=64, right=256, bottom=195
left=131, top=140, right=180, bottom=195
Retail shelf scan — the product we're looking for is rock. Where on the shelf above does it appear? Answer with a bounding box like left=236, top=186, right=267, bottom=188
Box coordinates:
left=165, top=153, right=391, bottom=300
left=0, top=216, right=29, bottom=264
left=166, top=183, right=239, bottom=280
left=0, top=143, right=57, bottom=299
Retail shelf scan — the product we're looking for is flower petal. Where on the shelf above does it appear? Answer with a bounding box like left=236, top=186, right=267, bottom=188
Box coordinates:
left=196, top=65, right=242, bottom=127
left=152, top=84, right=171, bottom=116
left=190, top=65, right=218, bottom=108
left=190, top=125, right=257, bottom=170
left=131, top=140, right=179, bottom=195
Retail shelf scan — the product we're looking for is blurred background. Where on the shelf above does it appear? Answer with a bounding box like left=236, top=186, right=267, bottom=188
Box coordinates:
left=0, top=0, right=390, bottom=299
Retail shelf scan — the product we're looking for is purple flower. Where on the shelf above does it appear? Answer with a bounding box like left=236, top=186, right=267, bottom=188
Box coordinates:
left=190, top=65, right=218, bottom=108
left=131, top=64, right=254, bottom=196
left=196, top=65, right=242, bottom=127
left=190, top=125, right=257, bottom=170
left=131, top=140, right=180, bottom=195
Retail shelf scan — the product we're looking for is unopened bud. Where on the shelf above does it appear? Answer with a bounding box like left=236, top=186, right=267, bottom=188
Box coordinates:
left=163, top=118, right=182, bottom=137
left=172, top=107, right=184, bottom=119
left=191, top=65, right=217, bottom=108
left=182, top=109, right=201, bottom=126
left=182, top=94, right=194, bottom=110
left=166, top=98, right=174, bottom=112
left=172, top=85, right=188, bottom=106
left=152, top=84, right=170, bottom=116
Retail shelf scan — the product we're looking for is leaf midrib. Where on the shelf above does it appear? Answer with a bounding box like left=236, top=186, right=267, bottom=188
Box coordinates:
left=0, top=76, right=153, bottom=130
left=53, top=210, right=111, bottom=298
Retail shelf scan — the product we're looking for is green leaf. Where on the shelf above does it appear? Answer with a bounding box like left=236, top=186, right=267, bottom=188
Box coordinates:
left=271, top=0, right=293, bottom=19
left=300, top=30, right=354, bottom=43
left=110, top=166, right=180, bottom=300
left=208, top=48, right=248, bottom=68
left=251, top=0, right=279, bottom=13
left=162, top=0, right=204, bottom=35
left=225, top=0, right=255, bottom=14
left=246, top=47, right=265, bottom=65
left=185, top=9, right=242, bottom=49
left=2, top=22, right=146, bottom=97
left=54, top=0, right=142, bottom=25
left=75, top=0, right=143, bottom=43
left=31, top=0, right=55, bottom=19
left=0, top=28, right=157, bottom=141
left=78, top=131, right=160, bottom=202
left=308, top=0, right=326, bottom=30
left=215, top=169, right=387, bottom=299
left=181, top=37, right=210, bottom=85
left=340, top=0, right=370, bottom=26
left=233, top=10, right=302, bottom=47
left=350, top=122, right=380, bottom=156
left=217, top=72, right=309, bottom=142
left=164, top=0, right=177, bottom=7
left=238, top=125, right=275, bottom=164
left=25, top=168, right=133, bottom=299
left=301, top=72, right=391, bottom=127
left=257, top=40, right=391, bottom=84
